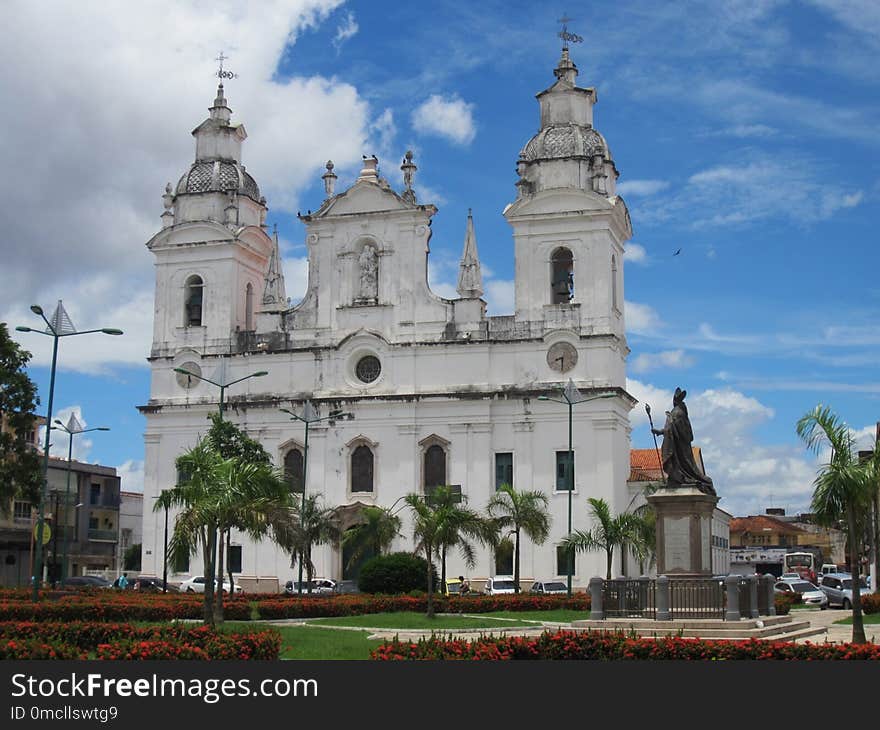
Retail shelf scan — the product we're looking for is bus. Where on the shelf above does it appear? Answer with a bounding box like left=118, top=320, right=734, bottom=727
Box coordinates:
left=783, top=550, right=822, bottom=583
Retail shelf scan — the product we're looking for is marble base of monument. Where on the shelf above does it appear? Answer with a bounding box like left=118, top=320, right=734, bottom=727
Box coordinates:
left=647, top=486, right=719, bottom=577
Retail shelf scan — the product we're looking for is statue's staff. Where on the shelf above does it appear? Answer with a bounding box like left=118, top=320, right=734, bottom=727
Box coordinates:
left=645, top=404, right=666, bottom=485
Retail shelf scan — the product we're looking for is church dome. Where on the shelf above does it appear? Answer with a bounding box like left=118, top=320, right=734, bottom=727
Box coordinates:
left=176, top=160, right=261, bottom=202
left=520, top=123, right=611, bottom=163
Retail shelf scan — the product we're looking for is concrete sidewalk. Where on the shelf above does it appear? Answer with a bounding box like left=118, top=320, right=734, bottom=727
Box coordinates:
left=793, top=607, right=879, bottom=645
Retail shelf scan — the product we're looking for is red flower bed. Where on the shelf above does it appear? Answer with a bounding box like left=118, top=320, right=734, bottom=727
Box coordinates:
left=0, top=593, right=251, bottom=622
left=0, top=622, right=280, bottom=660
left=372, top=629, right=880, bottom=661
left=254, top=593, right=590, bottom=619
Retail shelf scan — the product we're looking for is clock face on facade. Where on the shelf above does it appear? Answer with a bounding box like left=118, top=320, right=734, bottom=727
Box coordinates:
left=175, top=362, right=202, bottom=389
left=547, top=342, right=578, bottom=372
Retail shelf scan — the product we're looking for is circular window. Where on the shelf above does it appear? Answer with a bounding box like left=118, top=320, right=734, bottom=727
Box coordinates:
left=355, top=355, right=381, bottom=384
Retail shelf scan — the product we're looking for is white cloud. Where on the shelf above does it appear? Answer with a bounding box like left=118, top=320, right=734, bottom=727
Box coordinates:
left=332, top=11, right=358, bottom=49
left=616, top=179, right=669, bottom=197
left=625, top=301, right=663, bottom=335
left=116, top=459, right=145, bottom=493
left=411, top=95, right=476, bottom=145
left=485, top=280, right=515, bottom=315
left=634, top=157, right=865, bottom=229
left=0, top=1, right=374, bottom=373
left=39, top=405, right=93, bottom=461
left=282, top=257, right=310, bottom=304
left=370, top=109, right=397, bottom=162
left=623, top=243, right=648, bottom=265
left=630, top=349, right=695, bottom=374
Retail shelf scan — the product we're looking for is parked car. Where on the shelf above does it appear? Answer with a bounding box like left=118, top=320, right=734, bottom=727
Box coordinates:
left=284, top=578, right=336, bottom=595
left=61, top=575, right=112, bottom=589
left=179, top=575, right=243, bottom=594
left=819, top=573, right=867, bottom=609
left=483, top=576, right=517, bottom=595
left=131, top=576, right=178, bottom=593
left=529, top=580, right=568, bottom=595
left=443, top=578, right=462, bottom=596
left=779, top=573, right=802, bottom=581
left=773, top=580, right=828, bottom=608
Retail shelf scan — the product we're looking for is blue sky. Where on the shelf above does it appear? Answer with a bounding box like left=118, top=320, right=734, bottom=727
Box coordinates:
left=2, top=0, right=878, bottom=516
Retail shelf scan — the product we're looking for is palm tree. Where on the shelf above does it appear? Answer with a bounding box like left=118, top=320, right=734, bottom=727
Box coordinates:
left=562, top=497, right=640, bottom=580
left=429, top=486, right=496, bottom=592
left=797, top=404, right=876, bottom=644
left=486, top=484, right=550, bottom=592
left=285, top=495, right=341, bottom=593
left=341, top=505, right=402, bottom=572
left=404, top=494, right=444, bottom=617
left=158, top=440, right=294, bottom=626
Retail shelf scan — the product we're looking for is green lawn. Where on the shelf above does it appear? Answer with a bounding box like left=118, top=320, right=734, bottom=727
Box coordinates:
left=833, top=613, right=880, bottom=625
left=308, top=612, right=534, bottom=630
left=479, top=609, right=588, bottom=623
left=225, top=622, right=382, bottom=659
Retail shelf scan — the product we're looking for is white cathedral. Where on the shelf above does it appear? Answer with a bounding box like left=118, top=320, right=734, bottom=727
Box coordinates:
left=140, top=44, right=637, bottom=590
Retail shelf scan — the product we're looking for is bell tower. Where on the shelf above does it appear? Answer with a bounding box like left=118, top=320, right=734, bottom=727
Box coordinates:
left=504, top=37, right=631, bottom=342
left=145, top=81, right=276, bottom=359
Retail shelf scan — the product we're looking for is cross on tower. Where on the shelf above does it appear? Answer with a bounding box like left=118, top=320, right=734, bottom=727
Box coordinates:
left=215, top=51, right=238, bottom=81
left=557, top=14, right=584, bottom=50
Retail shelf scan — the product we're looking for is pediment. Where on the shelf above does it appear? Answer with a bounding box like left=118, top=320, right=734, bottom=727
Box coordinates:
left=318, top=181, right=411, bottom=217
left=504, top=188, right=613, bottom=218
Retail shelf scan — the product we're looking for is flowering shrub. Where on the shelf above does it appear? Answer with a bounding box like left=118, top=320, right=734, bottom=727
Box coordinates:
left=0, top=639, right=85, bottom=660
left=0, top=594, right=251, bottom=622
left=253, top=593, right=591, bottom=619
left=371, top=629, right=880, bottom=661
left=774, top=593, right=796, bottom=615
left=0, top=622, right=280, bottom=660
left=861, top=594, right=880, bottom=615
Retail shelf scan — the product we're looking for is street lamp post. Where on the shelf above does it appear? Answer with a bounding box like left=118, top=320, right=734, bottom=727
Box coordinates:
left=280, top=401, right=352, bottom=594
left=151, top=492, right=170, bottom=593
left=539, top=379, right=615, bottom=597
left=17, top=300, right=123, bottom=601
left=172, top=367, right=268, bottom=419
left=52, top=415, right=109, bottom=584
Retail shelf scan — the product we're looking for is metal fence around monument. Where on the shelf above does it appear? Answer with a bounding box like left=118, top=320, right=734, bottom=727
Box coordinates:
left=668, top=578, right=725, bottom=619
left=602, top=579, right=656, bottom=619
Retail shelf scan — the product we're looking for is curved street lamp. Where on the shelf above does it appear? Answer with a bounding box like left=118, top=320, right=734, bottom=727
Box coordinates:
left=17, top=301, right=122, bottom=601
left=539, top=379, right=616, bottom=597
left=172, top=367, right=268, bottom=419
left=280, top=401, right=352, bottom=594
left=52, top=415, right=109, bottom=584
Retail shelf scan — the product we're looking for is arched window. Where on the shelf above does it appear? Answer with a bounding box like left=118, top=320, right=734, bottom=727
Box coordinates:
left=185, top=275, right=204, bottom=327
left=245, top=282, right=254, bottom=330
left=351, top=445, right=374, bottom=493
left=611, top=255, right=619, bottom=311
left=550, top=248, right=574, bottom=304
left=424, top=444, right=446, bottom=490
left=284, top=448, right=304, bottom=494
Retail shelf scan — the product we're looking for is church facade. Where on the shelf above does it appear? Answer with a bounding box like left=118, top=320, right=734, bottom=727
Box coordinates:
left=140, top=45, right=637, bottom=590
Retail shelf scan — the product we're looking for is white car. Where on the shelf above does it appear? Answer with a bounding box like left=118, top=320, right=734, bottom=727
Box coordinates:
left=178, top=576, right=243, bottom=594
left=529, top=580, right=568, bottom=595
left=284, top=578, right=337, bottom=595
left=774, top=579, right=827, bottom=608
left=483, top=576, right=517, bottom=595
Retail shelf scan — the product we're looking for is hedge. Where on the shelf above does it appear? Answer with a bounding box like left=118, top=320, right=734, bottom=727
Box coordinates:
left=372, top=629, right=880, bottom=661
left=0, top=622, right=280, bottom=660
left=252, top=593, right=591, bottom=619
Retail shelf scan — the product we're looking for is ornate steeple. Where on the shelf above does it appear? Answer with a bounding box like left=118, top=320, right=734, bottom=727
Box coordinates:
left=262, top=225, right=287, bottom=311
left=456, top=209, right=483, bottom=299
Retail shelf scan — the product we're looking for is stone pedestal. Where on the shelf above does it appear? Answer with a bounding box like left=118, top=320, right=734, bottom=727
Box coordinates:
left=648, top=487, right=719, bottom=577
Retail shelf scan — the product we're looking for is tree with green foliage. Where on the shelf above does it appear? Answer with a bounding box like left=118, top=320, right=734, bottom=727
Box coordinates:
left=562, top=497, right=641, bottom=580
left=486, top=484, right=550, bottom=592
left=284, top=494, right=340, bottom=593
left=157, top=429, right=293, bottom=627
left=342, top=505, right=402, bottom=573
left=429, top=486, right=496, bottom=593
left=0, top=323, right=42, bottom=509
left=123, top=543, right=142, bottom=571
left=797, top=404, right=877, bottom=644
